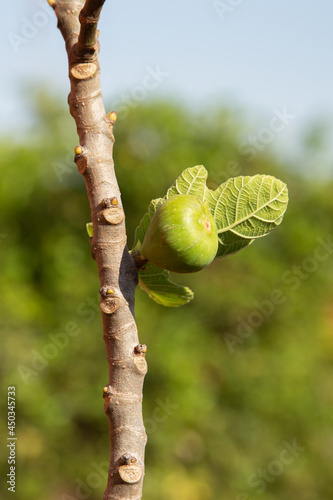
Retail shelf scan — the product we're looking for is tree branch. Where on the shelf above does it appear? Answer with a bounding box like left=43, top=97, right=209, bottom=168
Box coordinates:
left=48, top=1, right=147, bottom=498
left=77, top=0, right=106, bottom=58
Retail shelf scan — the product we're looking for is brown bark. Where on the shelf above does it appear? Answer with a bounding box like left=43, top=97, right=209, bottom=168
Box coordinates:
left=48, top=1, right=147, bottom=498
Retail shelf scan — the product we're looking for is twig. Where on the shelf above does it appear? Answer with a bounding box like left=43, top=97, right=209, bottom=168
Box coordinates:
left=77, top=0, right=106, bottom=58
left=48, top=1, right=147, bottom=498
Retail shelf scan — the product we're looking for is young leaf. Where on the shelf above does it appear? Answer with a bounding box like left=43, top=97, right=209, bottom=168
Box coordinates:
left=214, top=232, right=254, bottom=258
left=138, top=263, right=194, bottom=307
left=206, top=175, right=288, bottom=258
left=132, top=198, right=164, bottom=254
left=86, top=222, right=93, bottom=237
left=166, top=165, right=208, bottom=200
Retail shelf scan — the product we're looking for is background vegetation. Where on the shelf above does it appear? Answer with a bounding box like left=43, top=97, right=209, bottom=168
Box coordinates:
left=1, top=94, right=333, bottom=499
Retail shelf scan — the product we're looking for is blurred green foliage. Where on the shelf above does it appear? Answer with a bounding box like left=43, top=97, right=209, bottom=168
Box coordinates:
left=1, top=94, right=333, bottom=500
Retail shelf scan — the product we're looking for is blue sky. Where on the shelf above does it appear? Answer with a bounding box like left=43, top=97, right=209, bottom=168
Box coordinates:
left=2, top=0, right=333, bottom=149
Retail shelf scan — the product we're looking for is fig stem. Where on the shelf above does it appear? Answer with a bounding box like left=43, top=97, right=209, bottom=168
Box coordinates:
left=132, top=251, right=148, bottom=270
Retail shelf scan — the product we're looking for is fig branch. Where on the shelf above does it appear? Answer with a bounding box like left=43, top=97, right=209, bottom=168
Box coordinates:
left=48, top=1, right=147, bottom=499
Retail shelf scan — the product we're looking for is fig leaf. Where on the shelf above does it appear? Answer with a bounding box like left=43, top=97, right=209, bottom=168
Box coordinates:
left=206, top=174, right=289, bottom=258
left=138, top=263, right=194, bottom=307
left=166, top=165, right=207, bottom=200
left=132, top=198, right=164, bottom=254
left=86, top=222, right=93, bottom=237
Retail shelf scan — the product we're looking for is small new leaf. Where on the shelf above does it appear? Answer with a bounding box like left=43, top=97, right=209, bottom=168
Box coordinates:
left=132, top=198, right=164, bottom=254
left=86, top=222, right=93, bottom=237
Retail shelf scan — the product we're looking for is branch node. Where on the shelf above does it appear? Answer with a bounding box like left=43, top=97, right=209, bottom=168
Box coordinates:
left=132, top=251, right=147, bottom=271
left=134, top=344, right=147, bottom=355
left=101, top=197, right=119, bottom=208
left=120, top=454, right=137, bottom=465
left=74, top=150, right=88, bottom=174
left=102, top=385, right=112, bottom=398
left=74, top=145, right=83, bottom=155
left=107, top=111, right=117, bottom=123
left=118, top=464, right=143, bottom=484
left=99, top=286, right=115, bottom=297
left=133, top=357, right=148, bottom=375
left=103, top=207, right=125, bottom=225
left=47, top=0, right=56, bottom=9
left=100, top=296, right=121, bottom=315
left=70, top=62, right=97, bottom=80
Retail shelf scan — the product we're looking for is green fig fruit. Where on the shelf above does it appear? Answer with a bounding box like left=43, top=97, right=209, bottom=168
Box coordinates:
left=139, top=194, right=218, bottom=273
